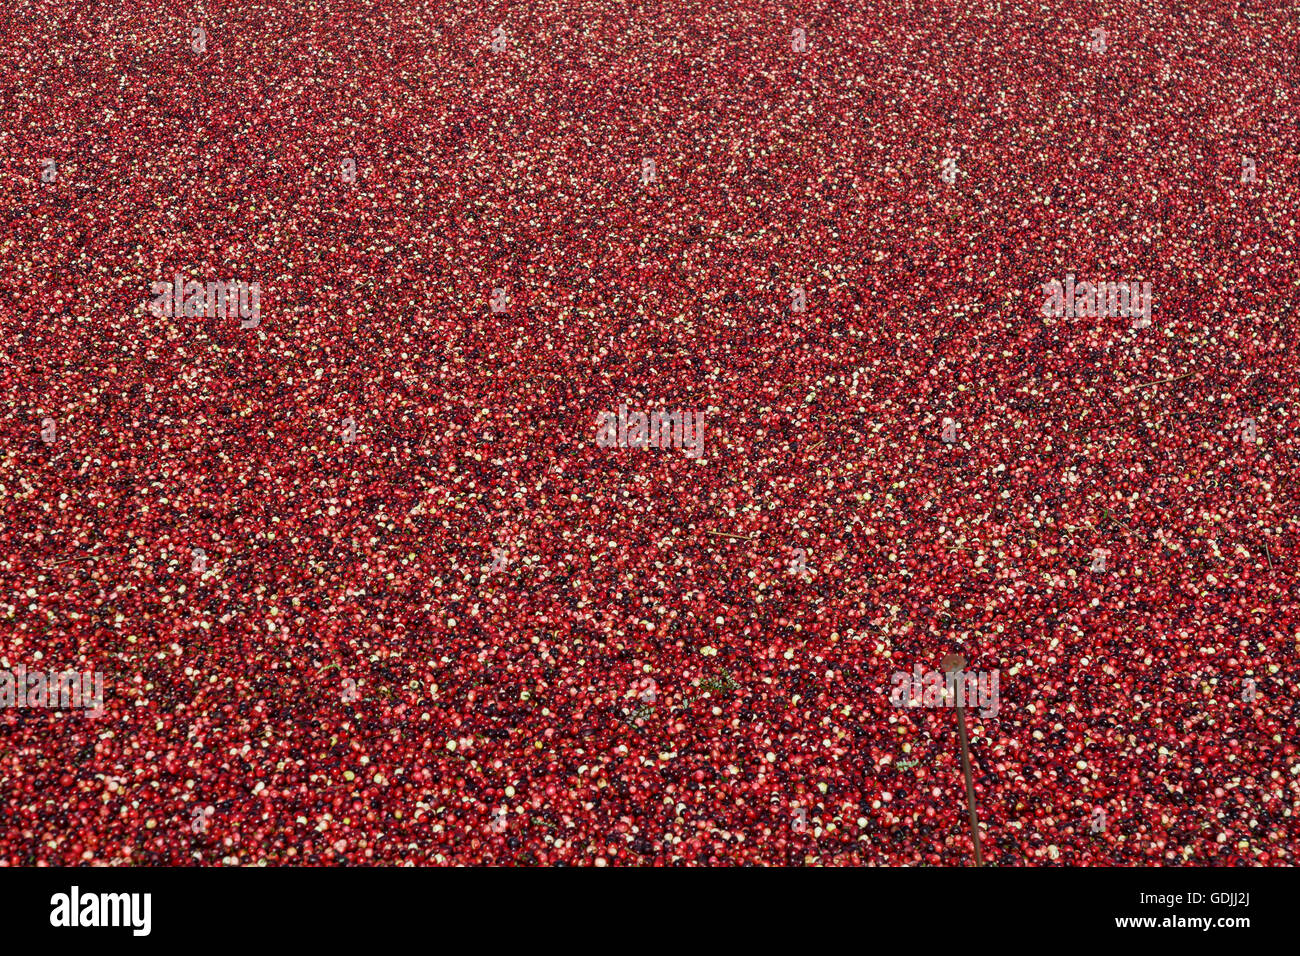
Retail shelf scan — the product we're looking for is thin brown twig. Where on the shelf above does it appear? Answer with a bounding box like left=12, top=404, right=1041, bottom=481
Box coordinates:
left=704, top=531, right=758, bottom=541
left=1101, top=508, right=1135, bottom=535
left=1130, top=371, right=1200, bottom=390
left=39, top=545, right=112, bottom=569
